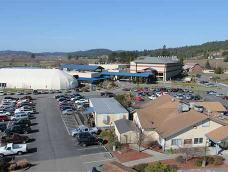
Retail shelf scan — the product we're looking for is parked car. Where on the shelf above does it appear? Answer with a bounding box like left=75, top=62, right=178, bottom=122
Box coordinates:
left=12, top=119, right=31, bottom=127
left=148, top=95, right=157, bottom=100
left=5, top=125, right=31, bottom=135
left=0, top=143, right=27, bottom=157
left=223, top=96, right=228, bottom=100
left=0, top=115, right=10, bottom=122
left=134, top=96, right=144, bottom=102
left=193, top=105, right=204, bottom=113
left=1, top=133, right=29, bottom=144
left=0, top=122, right=7, bottom=132
left=75, top=99, right=88, bottom=104
left=76, top=132, right=103, bottom=147
left=11, top=112, right=29, bottom=121
left=71, top=125, right=99, bottom=137
left=62, top=109, right=74, bottom=115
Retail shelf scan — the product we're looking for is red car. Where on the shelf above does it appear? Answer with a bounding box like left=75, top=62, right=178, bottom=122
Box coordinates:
left=0, top=115, right=10, bottom=122
left=223, top=96, right=228, bottom=100
left=135, top=96, right=144, bottom=102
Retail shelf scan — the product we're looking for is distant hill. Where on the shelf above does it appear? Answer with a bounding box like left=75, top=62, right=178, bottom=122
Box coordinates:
left=1, top=40, right=228, bottom=60
left=0, top=49, right=113, bottom=59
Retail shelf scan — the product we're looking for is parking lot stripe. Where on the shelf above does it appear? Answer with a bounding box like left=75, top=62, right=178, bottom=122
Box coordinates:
left=61, top=115, right=71, bottom=135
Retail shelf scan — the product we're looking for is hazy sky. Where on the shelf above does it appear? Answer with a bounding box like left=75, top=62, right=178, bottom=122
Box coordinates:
left=0, top=0, right=228, bottom=52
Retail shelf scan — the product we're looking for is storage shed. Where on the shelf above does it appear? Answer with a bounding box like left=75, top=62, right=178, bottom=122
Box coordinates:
left=89, top=98, right=129, bottom=128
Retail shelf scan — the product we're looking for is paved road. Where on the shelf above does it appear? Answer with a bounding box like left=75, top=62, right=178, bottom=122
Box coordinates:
left=0, top=94, right=111, bottom=172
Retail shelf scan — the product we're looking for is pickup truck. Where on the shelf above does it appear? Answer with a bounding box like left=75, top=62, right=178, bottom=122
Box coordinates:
left=0, top=143, right=27, bottom=157
left=71, top=125, right=98, bottom=137
left=76, top=132, right=103, bottom=147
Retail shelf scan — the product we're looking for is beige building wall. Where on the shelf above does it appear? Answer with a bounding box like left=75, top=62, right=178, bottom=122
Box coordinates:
left=95, top=112, right=129, bottom=128
left=114, top=125, right=137, bottom=144
left=164, top=120, right=222, bottom=150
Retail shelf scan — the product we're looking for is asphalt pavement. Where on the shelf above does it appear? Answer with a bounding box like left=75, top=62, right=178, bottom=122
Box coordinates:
left=0, top=94, right=112, bottom=172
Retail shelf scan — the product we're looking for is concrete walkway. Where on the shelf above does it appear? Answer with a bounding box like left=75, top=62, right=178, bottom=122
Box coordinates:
left=123, top=144, right=177, bottom=167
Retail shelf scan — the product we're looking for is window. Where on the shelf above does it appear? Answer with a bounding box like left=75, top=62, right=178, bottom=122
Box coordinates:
left=184, top=139, right=192, bottom=145
left=202, top=121, right=210, bottom=127
left=194, top=138, right=203, bottom=144
left=171, top=139, right=182, bottom=146
left=0, top=83, right=6, bottom=88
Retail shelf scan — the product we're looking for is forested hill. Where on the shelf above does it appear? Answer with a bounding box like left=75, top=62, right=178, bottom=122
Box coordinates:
left=108, top=40, right=228, bottom=63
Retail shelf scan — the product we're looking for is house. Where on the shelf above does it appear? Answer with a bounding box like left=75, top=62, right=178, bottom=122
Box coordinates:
left=130, top=56, right=182, bottom=81
left=114, top=118, right=137, bottom=144
left=133, top=95, right=226, bottom=151
left=183, top=63, right=203, bottom=74
left=89, top=98, right=129, bottom=128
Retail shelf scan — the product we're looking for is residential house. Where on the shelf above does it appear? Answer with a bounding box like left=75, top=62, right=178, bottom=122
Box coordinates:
left=133, top=95, right=226, bottom=152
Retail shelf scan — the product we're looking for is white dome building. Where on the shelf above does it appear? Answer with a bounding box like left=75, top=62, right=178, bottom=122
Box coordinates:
left=0, top=68, right=78, bottom=90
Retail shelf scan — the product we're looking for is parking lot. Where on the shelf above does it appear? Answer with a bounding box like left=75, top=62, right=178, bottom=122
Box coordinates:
left=0, top=94, right=114, bottom=172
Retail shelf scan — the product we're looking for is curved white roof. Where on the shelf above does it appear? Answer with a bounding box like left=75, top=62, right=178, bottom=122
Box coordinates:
left=0, top=68, right=78, bottom=90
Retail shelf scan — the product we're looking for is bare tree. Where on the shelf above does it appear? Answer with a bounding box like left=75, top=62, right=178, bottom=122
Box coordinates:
left=135, top=125, right=145, bottom=152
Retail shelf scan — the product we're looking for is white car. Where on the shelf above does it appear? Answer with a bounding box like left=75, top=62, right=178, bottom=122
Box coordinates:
left=15, top=108, right=33, bottom=115
left=75, top=99, right=88, bottom=104
left=71, top=125, right=98, bottom=137
left=62, top=109, right=74, bottom=115
left=0, top=143, right=27, bottom=157
left=148, top=95, right=157, bottom=100
left=11, top=112, right=29, bottom=121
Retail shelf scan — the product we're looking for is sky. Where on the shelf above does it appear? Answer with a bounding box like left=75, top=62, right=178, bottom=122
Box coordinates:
left=0, top=0, right=228, bottom=52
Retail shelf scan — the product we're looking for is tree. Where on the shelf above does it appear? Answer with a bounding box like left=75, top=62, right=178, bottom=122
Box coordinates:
left=135, top=125, right=145, bottom=152
left=144, top=162, right=177, bottom=172
left=31, top=53, right=36, bottom=59
left=67, top=54, right=73, bottom=60
left=161, top=45, right=170, bottom=56
left=205, top=60, right=211, bottom=69
left=214, top=67, right=223, bottom=74
left=179, top=57, right=184, bottom=65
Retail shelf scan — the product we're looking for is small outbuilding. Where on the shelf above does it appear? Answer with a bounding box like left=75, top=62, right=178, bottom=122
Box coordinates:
left=89, top=98, right=129, bottom=128
left=114, top=118, right=137, bottom=144
left=0, top=68, right=78, bottom=90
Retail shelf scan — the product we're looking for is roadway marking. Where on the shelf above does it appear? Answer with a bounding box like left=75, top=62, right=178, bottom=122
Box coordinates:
left=61, top=115, right=71, bottom=135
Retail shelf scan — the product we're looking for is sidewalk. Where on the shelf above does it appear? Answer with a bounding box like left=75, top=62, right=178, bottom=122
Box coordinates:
left=123, top=144, right=177, bottom=167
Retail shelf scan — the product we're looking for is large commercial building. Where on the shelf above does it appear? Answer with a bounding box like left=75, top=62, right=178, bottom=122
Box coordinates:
left=0, top=68, right=78, bottom=90
left=130, top=56, right=182, bottom=81
left=89, top=98, right=129, bottom=128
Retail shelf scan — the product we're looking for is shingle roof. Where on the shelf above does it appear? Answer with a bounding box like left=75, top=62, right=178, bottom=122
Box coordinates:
left=134, top=56, right=180, bottom=64
left=114, top=118, right=137, bottom=134
left=197, top=102, right=226, bottom=112
left=137, top=95, right=208, bottom=139
left=90, top=98, right=128, bottom=114
left=206, top=126, right=228, bottom=142
left=61, top=64, right=103, bottom=71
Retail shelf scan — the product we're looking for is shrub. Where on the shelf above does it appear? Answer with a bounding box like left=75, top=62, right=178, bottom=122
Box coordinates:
left=8, top=163, right=17, bottom=171
left=132, top=163, right=148, bottom=172
left=16, top=159, right=29, bottom=169
left=206, top=156, right=215, bottom=165
left=175, top=155, right=185, bottom=164
left=213, top=155, right=224, bottom=165
left=195, top=159, right=203, bottom=167
left=144, top=162, right=177, bottom=172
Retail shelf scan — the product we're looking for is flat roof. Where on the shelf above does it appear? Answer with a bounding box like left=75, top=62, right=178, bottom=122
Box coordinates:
left=134, top=56, right=180, bottom=64
left=61, top=64, right=103, bottom=71
left=101, top=71, right=153, bottom=77
left=90, top=97, right=128, bottom=114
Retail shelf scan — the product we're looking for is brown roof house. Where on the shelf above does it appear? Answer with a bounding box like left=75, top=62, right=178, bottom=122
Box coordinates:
left=133, top=95, right=224, bottom=151
left=183, top=63, right=203, bottom=74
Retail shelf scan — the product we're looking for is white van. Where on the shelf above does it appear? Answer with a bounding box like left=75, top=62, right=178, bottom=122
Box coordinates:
left=11, top=112, right=29, bottom=121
